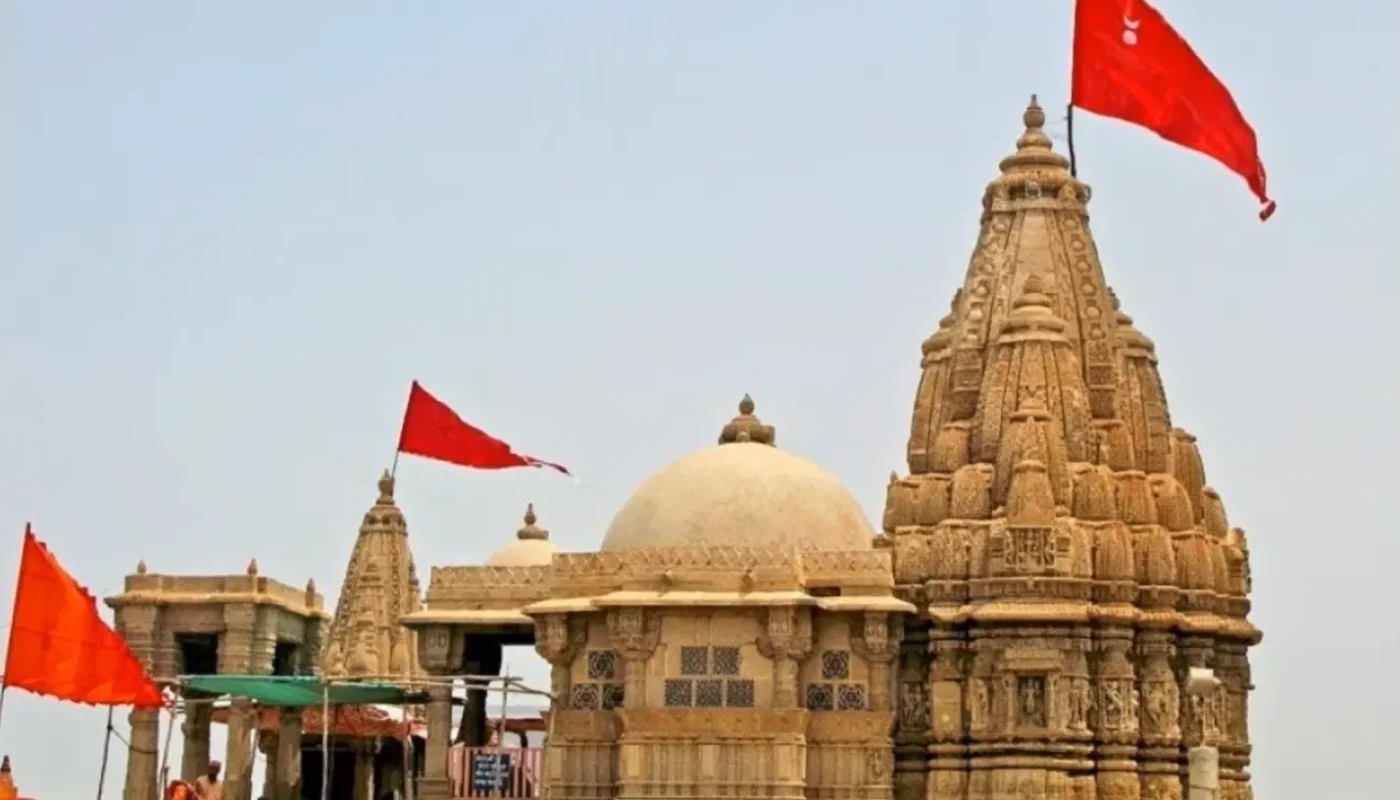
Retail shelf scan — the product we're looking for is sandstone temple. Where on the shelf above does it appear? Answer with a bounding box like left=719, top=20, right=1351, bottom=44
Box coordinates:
left=106, top=97, right=1261, bottom=800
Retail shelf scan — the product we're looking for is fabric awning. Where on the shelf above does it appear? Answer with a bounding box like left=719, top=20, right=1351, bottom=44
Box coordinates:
left=181, top=675, right=423, bottom=707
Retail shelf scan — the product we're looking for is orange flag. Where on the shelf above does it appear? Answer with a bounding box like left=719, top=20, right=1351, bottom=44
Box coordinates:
left=3, top=525, right=164, bottom=708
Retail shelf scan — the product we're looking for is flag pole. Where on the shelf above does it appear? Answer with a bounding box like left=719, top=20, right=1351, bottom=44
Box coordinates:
left=96, top=706, right=116, bottom=800
left=1066, top=104, right=1078, bottom=178
left=391, top=382, right=416, bottom=479
left=0, top=685, right=8, bottom=733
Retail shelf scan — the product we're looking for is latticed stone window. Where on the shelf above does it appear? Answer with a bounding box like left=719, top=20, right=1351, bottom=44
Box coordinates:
left=807, top=650, right=865, bottom=711
left=571, top=649, right=624, bottom=710
left=664, top=646, right=753, bottom=707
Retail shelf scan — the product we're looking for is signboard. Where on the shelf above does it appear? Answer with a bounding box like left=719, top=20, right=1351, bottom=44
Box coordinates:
left=471, top=752, right=514, bottom=795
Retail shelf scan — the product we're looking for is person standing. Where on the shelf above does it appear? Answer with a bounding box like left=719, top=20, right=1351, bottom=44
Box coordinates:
left=193, top=760, right=223, bottom=799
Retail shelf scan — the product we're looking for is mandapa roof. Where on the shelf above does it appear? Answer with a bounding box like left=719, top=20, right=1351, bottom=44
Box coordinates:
left=182, top=675, right=425, bottom=707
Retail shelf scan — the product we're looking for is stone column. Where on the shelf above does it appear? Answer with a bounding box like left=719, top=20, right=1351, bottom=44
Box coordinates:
left=534, top=614, right=586, bottom=709
left=893, top=621, right=929, bottom=800
left=224, top=700, right=257, bottom=800
left=113, top=604, right=160, bottom=800
left=122, top=709, right=161, bottom=800
left=275, top=707, right=303, bottom=800
left=353, top=741, right=376, bottom=800
left=756, top=606, right=813, bottom=709
left=420, top=680, right=455, bottom=800
left=1136, top=630, right=1182, bottom=800
left=259, top=732, right=279, bottom=800
left=180, top=696, right=213, bottom=782
left=851, top=612, right=899, bottom=711
left=926, top=626, right=968, bottom=800
left=607, top=608, right=660, bottom=710
left=1093, top=627, right=1141, bottom=800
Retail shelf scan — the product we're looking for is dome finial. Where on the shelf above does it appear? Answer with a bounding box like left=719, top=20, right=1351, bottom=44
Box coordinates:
left=377, top=469, right=395, bottom=502
left=719, top=394, right=776, bottom=446
left=518, top=503, right=549, bottom=541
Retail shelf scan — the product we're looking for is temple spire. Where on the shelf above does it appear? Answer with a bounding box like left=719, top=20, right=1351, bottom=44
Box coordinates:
left=323, top=471, right=423, bottom=680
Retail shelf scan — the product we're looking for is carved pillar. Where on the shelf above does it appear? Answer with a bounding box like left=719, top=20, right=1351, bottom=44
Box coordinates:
left=607, top=608, right=660, bottom=709
left=421, top=680, right=454, bottom=800
left=259, top=733, right=279, bottom=800
left=534, top=614, right=586, bottom=708
left=224, top=700, right=257, bottom=800
left=756, top=606, right=813, bottom=709
left=353, top=741, right=376, bottom=800
left=851, top=612, right=900, bottom=711
left=1137, top=631, right=1182, bottom=800
left=180, top=694, right=213, bottom=782
left=1094, top=626, right=1140, bottom=800
left=220, top=604, right=259, bottom=800
left=893, top=621, right=929, bottom=800
left=926, top=626, right=967, bottom=800
left=1213, top=642, right=1252, bottom=800
left=115, top=604, right=160, bottom=800
left=122, top=709, right=161, bottom=800
left=417, top=624, right=455, bottom=800
left=275, top=707, right=303, bottom=800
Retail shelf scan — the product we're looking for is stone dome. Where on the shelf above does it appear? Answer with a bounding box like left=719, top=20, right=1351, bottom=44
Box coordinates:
left=600, top=442, right=875, bottom=552
left=484, top=504, right=557, bottom=567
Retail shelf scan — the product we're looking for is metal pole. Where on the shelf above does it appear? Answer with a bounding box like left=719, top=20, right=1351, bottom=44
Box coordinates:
left=1066, top=104, right=1079, bottom=177
left=157, top=703, right=177, bottom=797
left=96, top=706, right=115, bottom=800
left=321, top=684, right=332, bottom=800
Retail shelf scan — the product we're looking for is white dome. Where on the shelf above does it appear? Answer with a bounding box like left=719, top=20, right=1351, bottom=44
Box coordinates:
left=484, top=537, right=557, bottom=567
left=484, top=504, right=556, bottom=567
left=600, top=442, right=874, bottom=552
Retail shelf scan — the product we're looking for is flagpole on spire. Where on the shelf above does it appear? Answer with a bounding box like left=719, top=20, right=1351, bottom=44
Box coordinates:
left=1066, top=104, right=1078, bottom=177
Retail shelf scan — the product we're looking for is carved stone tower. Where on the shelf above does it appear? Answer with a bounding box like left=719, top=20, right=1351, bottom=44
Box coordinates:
left=883, top=98, right=1261, bottom=800
left=323, top=470, right=424, bottom=680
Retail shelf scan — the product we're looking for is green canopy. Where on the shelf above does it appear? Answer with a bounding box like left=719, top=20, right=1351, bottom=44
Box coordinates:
left=181, top=675, right=421, bottom=707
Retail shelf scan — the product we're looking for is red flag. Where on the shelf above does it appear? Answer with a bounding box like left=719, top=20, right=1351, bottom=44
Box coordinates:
left=3, top=525, right=165, bottom=709
left=396, top=381, right=570, bottom=475
left=1071, top=0, right=1275, bottom=220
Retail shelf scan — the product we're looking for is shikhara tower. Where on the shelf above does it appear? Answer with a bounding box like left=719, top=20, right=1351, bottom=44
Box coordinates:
left=883, top=98, right=1260, bottom=800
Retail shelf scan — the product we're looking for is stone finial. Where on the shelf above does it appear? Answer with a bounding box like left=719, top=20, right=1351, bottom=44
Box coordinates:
left=719, top=394, right=776, bottom=445
left=998, top=94, right=1071, bottom=175
left=518, top=503, right=549, bottom=541
left=246, top=559, right=259, bottom=576
left=377, top=469, right=396, bottom=503
left=135, top=560, right=147, bottom=575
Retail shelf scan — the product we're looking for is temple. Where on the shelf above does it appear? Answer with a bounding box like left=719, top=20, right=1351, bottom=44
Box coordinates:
left=109, top=97, right=1261, bottom=800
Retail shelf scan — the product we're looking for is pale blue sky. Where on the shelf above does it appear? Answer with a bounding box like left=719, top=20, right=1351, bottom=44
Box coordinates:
left=3, top=1, right=1396, bottom=798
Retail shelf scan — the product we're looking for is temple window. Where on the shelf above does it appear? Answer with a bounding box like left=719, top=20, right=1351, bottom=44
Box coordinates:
left=664, top=646, right=754, bottom=708
left=570, top=649, right=624, bottom=710
left=806, top=649, right=866, bottom=711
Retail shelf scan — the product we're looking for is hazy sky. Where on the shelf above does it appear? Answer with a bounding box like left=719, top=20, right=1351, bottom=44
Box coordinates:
left=3, top=1, right=1397, bottom=798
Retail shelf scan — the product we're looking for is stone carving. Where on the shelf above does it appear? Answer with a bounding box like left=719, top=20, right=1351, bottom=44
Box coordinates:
left=968, top=678, right=990, bottom=734
left=1017, top=675, right=1048, bottom=728
left=899, top=680, right=928, bottom=732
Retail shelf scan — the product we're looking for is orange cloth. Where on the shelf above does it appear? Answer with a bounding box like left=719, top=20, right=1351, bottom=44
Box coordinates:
left=2, top=525, right=164, bottom=708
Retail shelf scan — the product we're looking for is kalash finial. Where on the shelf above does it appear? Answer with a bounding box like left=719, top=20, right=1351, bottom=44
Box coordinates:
left=1000, top=93, right=1069, bottom=174
left=719, top=394, right=776, bottom=446
left=1024, top=94, right=1046, bottom=130
left=518, top=503, right=549, bottom=541
left=377, top=469, right=396, bottom=503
